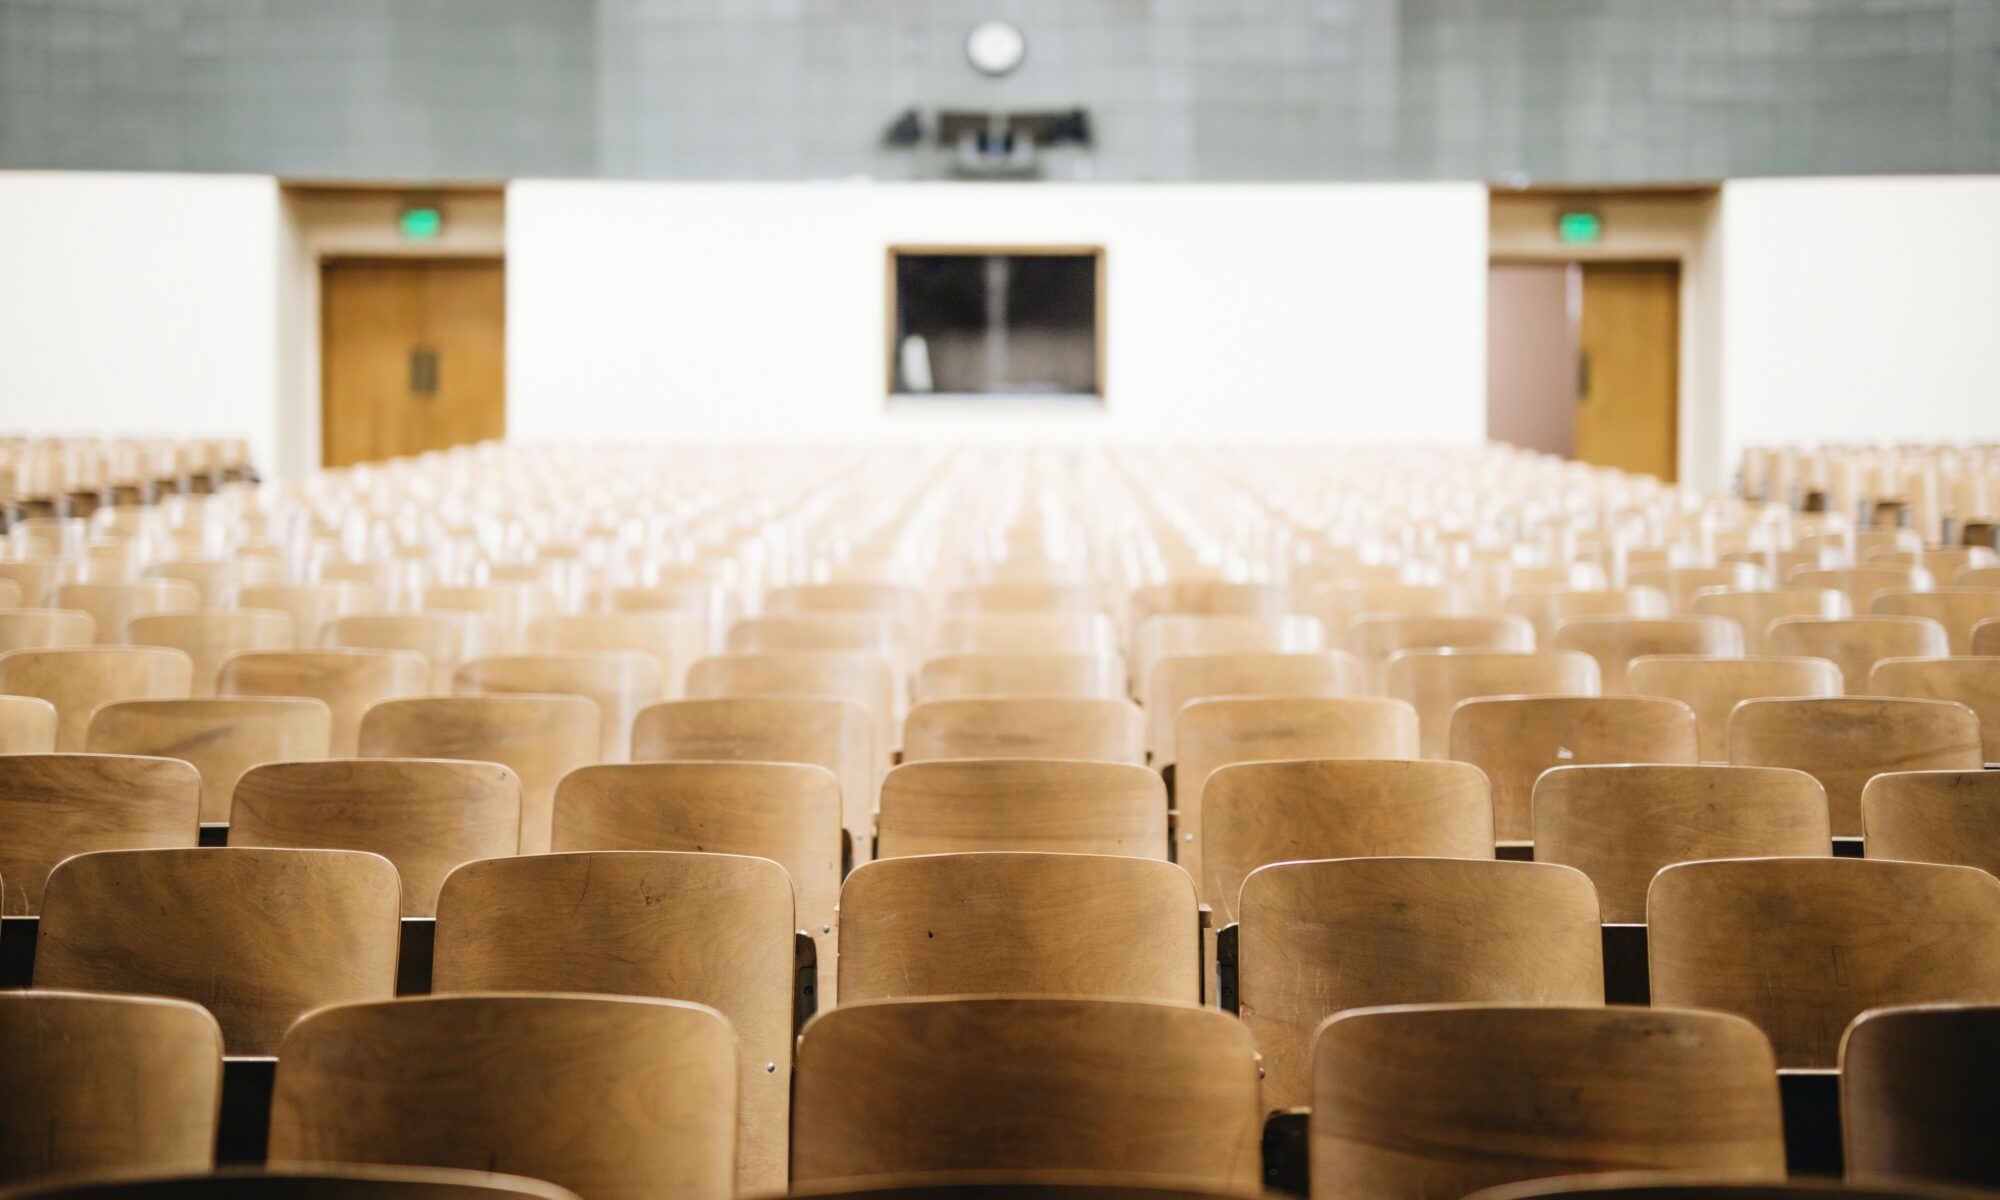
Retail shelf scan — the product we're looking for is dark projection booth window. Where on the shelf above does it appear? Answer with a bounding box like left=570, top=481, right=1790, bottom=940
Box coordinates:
left=890, top=249, right=1103, bottom=400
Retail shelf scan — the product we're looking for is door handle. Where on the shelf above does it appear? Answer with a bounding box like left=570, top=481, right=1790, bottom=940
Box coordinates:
left=409, top=347, right=440, bottom=397
left=1576, top=351, right=1591, bottom=402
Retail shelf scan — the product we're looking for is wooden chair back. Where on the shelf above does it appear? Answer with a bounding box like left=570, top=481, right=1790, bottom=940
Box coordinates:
left=237, top=582, right=378, bottom=648
left=0, top=645, right=192, bottom=749
left=1502, top=586, right=1671, bottom=644
left=0, top=693, right=58, bottom=753
left=877, top=759, right=1167, bottom=859
left=1550, top=616, right=1744, bottom=693
left=0, top=753, right=198, bottom=914
left=421, top=584, right=555, bottom=652
left=1459, top=1179, right=1967, bottom=1200
left=1147, top=651, right=1362, bottom=763
left=767, top=582, right=925, bottom=627
left=1871, top=588, right=2000, bottom=654
left=126, top=610, right=294, bottom=695
left=727, top=613, right=908, bottom=678
left=1298, top=584, right=1457, bottom=644
left=86, top=697, right=331, bottom=822
left=1449, top=695, right=1699, bottom=842
left=453, top=652, right=661, bottom=763
left=1628, top=564, right=1766, bottom=611
left=322, top=612, right=496, bottom=691
left=1133, top=615, right=1325, bottom=697
left=1870, top=657, right=2000, bottom=762
left=1627, top=655, right=1844, bottom=761
left=1788, top=565, right=1933, bottom=611
left=526, top=612, right=702, bottom=691
left=917, top=653, right=1124, bottom=701
left=1862, top=769, right=2000, bottom=877
left=1690, top=587, right=1851, bottom=654
left=687, top=650, right=897, bottom=764
left=0, top=607, right=96, bottom=652
left=945, top=582, right=1101, bottom=614
left=1386, top=650, right=1600, bottom=758
left=0, top=1166, right=583, bottom=1200
left=0, top=560, right=75, bottom=609
left=54, top=580, right=201, bottom=644
left=1727, top=696, right=1982, bottom=837
left=1979, top=618, right=2000, bottom=655
left=218, top=648, right=429, bottom=756
left=1766, top=616, right=1949, bottom=694
left=1348, top=615, right=1535, bottom=690
left=935, top=614, right=1118, bottom=657
left=1841, top=1003, right=2000, bottom=1189
left=902, top=697, right=1145, bottom=764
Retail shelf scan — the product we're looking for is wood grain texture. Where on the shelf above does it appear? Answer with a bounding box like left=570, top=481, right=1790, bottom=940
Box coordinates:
left=1242, top=858, right=1603, bottom=1110
left=1502, top=587, right=1671, bottom=645
left=0, top=753, right=199, bottom=915
left=453, top=652, right=661, bottom=763
left=527, top=612, right=702, bottom=696
left=271, top=994, right=734, bottom=1200
left=1690, top=587, right=1852, bottom=654
left=1312, top=1005, right=1785, bottom=1200
left=877, top=758, right=1167, bottom=859
left=322, top=612, right=498, bottom=691
left=935, top=614, right=1119, bottom=657
left=917, top=653, right=1125, bottom=701
left=1870, top=588, right=2000, bottom=655
left=53, top=581, right=201, bottom=645
left=237, top=583, right=380, bottom=649
left=1862, top=769, right=2000, bottom=878
left=1146, top=651, right=1363, bottom=763
left=1841, top=1002, right=2000, bottom=1189
left=1726, top=697, right=1982, bottom=837
left=1386, top=650, right=1601, bottom=759
left=1448, top=695, right=1699, bottom=842
left=0, top=693, right=58, bottom=753
left=902, top=697, right=1145, bottom=764
left=359, top=695, right=599, bottom=855
left=35, top=847, right=401, bottom=1054
left=433, top=851, right=794, bottom=1192
left=792, top=997, right=1262, bottom=1188
left=0, top=991, right=223, bottom=1188
left=687, top=650, right=898, bottom=763
left=232, top=758, right=521, bottom=917
left=1202, top=759, right=1493, bottom=924
left=1627, top=655, right=1845, bottom=761
left=0, top=607, right=96, bottom=652
left=1550, top=616, right=1745, bottom=693
left=1869, top=657, right=2000, bottom=762
left=1647, top=857, right=2000, bottom=1067
left=1766, top=617, right=1949, bottom=696
left=86, top=697, right=331, bottom=822
left=0, top=1165, right=583, bottom=1200
left=217, top=649, right=430, bottom=756
left=0, top=645, right=193, bottom=749
left=1533, top=763, right=1831, bottom=923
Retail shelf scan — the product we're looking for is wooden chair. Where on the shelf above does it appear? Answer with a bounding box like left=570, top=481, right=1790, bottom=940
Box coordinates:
left=1870, top=657, right=2000, bottom=762
left=902, top=697, right=1145, bottom=764
left=1203, top=759, right=1493, bottom=923
left=0, top=607, right=96, bottom=651
left=232, top=759, right=521, bottom=917
left=839, top=852, right=1198, bottom=1004
left=1727, top=697, right=1982, bottom=837
left=1132, top=615, right=1325, bottom=697
left=1690, top=587, right=1851, bottom=654
left=35, top=847, right=401, bottom=1054
left=126, top=610, right=294, bottom=694
left=917, top=653, right=1124, bottom=701
left=0, top=694, right=57, bottom=753
left=218, top=648, right=430, bottom=756
left=1131, top=581, right=1288, bottom=625
left=1841, top=1003, right=2000, bottom=1189
left=453, top=652, right=661, bottom=763
left=1766, top=616, right=1949, bottom=692
left=1298, top=583, right=1458, bottom=644
left=1146, top=651, right=1363, bottom=764
left=1789, top=565, right=1934, bottom=612
left=1461, top=1180, right=1977, bottom=1200
left=0, top=754, right=199, bottom=915
left=1313, top=1005, right=1784, bottom=1200
left=1386, top=650, right=1600, bottom=758
left=0, top=1166, right=582, bottom=1200
left=1962, top=568, right=2000, bottom=591
left=727, top=613, right=908, bottom=679
left=877, top=759, right=1167, bottom=859
left=594, top=582, right=731, bottom=652
left=1348, top=615, right=1535, bottom=690
left=1876, top=546, right=2000, bottom=578
left=422, top=584, right=555, bottom=652
left=934, top=614, right=1118, bottom=657
left=1862, top=769, right=2000, bottom=877
left=1629, top=564, right=1766, bottom=611
left=1533, top=764, right=1831, bottom=923
left=269, top=994, right=736, bottom=1200
left=1241, top=858, right=1602, bottom=1110
left=768, top=582, right=925, bottom=627
left=433, top=851, right=795, bottom=1191
left=1648, top=857, right=2000, bottom=1067
left=1551, top=616, right=1745, bottom=693
left=686, top=650, right=898, bottom=764
left=1502, top=586, right=1671, bottom=645
left=0, top=559, right=75, bottom=608
left=1979, top=618, right=2000, bottom=656
left=0, top=577, right=18, bottom=606
left=359, top=695, right=598, bottom=856
left=322, top=612, right=496, bottom=691
left=1870, top=588, right=2000, bottom=654
left=1627, top=655, right=1845, bottom=761
left=86, top=697, right=332, bottom=822
left=146, top=559, right=282, bottom=607
left=0, top=991, right=223, bottom=1188
left=0, top=645, right=192, bottom=749
left=237, top=582, right=379, bottom=649
left=782, top=1179, right=1264, bottom=1200
left=945, top=581, right=1101, bottom=614
left=54, top=580, right=201, bottom=645
left=526, top=611, right=702, bottom=693
left=792, top=997, right=1261, bottom=1188
left=1449, top=695, right=1699, bottom=843
left=1177, top=697, right=1419, bottom=901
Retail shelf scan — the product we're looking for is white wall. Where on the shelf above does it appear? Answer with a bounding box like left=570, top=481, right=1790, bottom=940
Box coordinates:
left=1718, top=177, right=2000, bottom=477
left=0, top=172, right=282, bottom=472
left=507, top=181, right=1490, bottom=443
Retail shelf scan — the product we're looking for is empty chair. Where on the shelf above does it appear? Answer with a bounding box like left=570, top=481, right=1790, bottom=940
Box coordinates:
left=727, top=613, right=907, bottom=677
left=360, top=695, right=598, bottom=855
left=323, top=612, right=495, bottom=691
left=1313, top=1005, right=1785, bottom=1200
left=1728, top=697, right=1981, bottom=837
left=35, top=847, right=401, bottom=1054
left=1299, top=583, right=1458, bottom=644
left=839, top=852, right=1197, bottom=1004
left=1627, top=655, right=1845, bottom=761
left=1551, top=616, right=1745, bottom=693
left=0, top=754, right=199, bottom=915
left=1386, top=649, right=1600, bottom=758
left=1503, top=586, right=1671, bottom=645
left=1241, top=858, right=1602, bottom=1109
left=1348, top=615, right=1535, bottom=690
left=1862, top=769, right=2000, bottom=876
left=768, top=581, right=924, bottom=626
left=433, top=851, right=794, bottom=1190
left=1870, top=657, right=2000, bottom=762
left=1964, top=568, right=2000, bottom=590
left=916, top=653, right=1124, bottom=701
left=1131, top=580, right=1289, bottom=627
left=1767, top=616, right=1949, bottom=692
left=1691, top=587, right=1851, bottom=654
left=55, top=580, right=201, bottom=645
left=233, top=759, right=521, bottom=916
left=86, top=697, right=332, bottom=822
left=687, top=650, right=898, bottom=764
left=146, top=559, right=281, bottom=607
left=877, top=759, right=1167, bottom=859
left=454, top=652, right=661, bottom=763
left=1876, top=545, right=2000, bottom=577
left=0, top=578, right=18, bottom=606
left=1870, top=588, right=2000, bottom=654
left=1979, top=618, right=2000, bottom=655
left=1203, top=759, right=1492, bottom=923
left=945, top=581, right=1100, bottom=614
left=237, top=582, right=379, bottom=649
left=0, top=991, right=223, bottom=1188
left=0, top=645, right=192, bottom=749
left=526, top=611, right=702, bottom=693
left=792, top=997, right=1261, bottom=1188
left=0, top=1167, right=583, bottom=1200
left=421, top=584, right=555, bottom=652
left=218, top=648, right=429, bottom=756
left=1133, top=614, right=1325, bottom=696
left=1790, top=565, right=1933, bottom=611
left=1648, top=857, right=2000, bottom=1067
left=903, top=697, right=1144, bottom=764
left=1146, top=651, right=1363, bottom=763
left=125, top=610, right=294, bottom=695
left=0, top=560, right=75, bottom=608
left=1450, top=695, right=1699, bottom=842
left=1841, top=1003, right=2000, bottom=1189
left=0, top=694, right=57, bottom=753
left=1534, top=764, right=1831, bottom=923
left=1629, top=564, right=1767, bottom=610
left=269, top=994, right=736, bottom=1200
left=0, top=607, right=96, bottom=651
left=934, top=613, right=1117, bottom=657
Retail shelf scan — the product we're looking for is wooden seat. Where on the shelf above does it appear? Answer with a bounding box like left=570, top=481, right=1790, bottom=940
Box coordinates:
left=86, top=697, right=332, bottom=822
left=839, top=852, right=1197, bottom=1004
left=1647, top=857, right=2000, bottom=1067
left=1386, top=650, right=1600, bottom=758
left=792, top=997, right=1261, bottom=1188
left=1869, top=587, right=2000, bottom=654
left=35, top=847, right=401, bottom=1054
left=0, top=645, right=193, bottom=749
left=0, top=991, right=223, bottom=1188
left=0, top=1166, right=582, bottom=1200
left=1766, top=616, right=1949, bottom=692
left=1502, top=586, right=1671, bottom=645
left=1628, top=564, right=1766, bottom=611
left=1870, top=657, right=2000, bottom=762
left=687, top=650, right=898, bottom=763
left=1313, top=1005, right=1784, bottom=1200
left=945, top=581, right=1101, bottom=614
left=322, top=612, right=496, bottom=691
left=877, top=759, right=1167, bottom=859
left=526, top=611, right=702, bottom=692
left=54, top=580, right=200, bottom=644
left=1146, top=651, right=1363, bottom=764
left=1551, top=616, right=1745, bottom=693
left=1627, top=655, right=1845, bottom=760
left=0, top=754, right=199, bottom=915
left=903, top=697, right=1144, bottom=764
left=1533, top=764, right=1831, bottom=923
left=1177, top=697, right=1419, bottom=900
left=237, top=582, right=379, bottom=649
left=359, top=695, right=598, bottom=855
left=1241, top=858, right=1602, bottom=1110
left=935, top=614, right=1118, bottom=657
left=269, top=994, right=736, bottom=1200
left=1727, top=696, right=1982, bottom=837
left=1788, top=565, right=1934, bottom=611
left=1449, top=695, right=1699, bottom=842
left=453, top=652, right=661, bottom=763
left=217, top=648, right=429, bottom=756
left=1841, top=1003, right=2000, bottom=1189
left=0, top=607, right=96, bottom=651
left=1862, top=769, right=2000, bottom=876
left=433, top=851, right=795, bottom=1191
left=125, top=610, right=294, bottom=694
left=232, top=759, right=521, bottom=916
left=1689, top=587, right=1851, bottom=654
left=0, top=694, right=58, bottom=753
left=1348, top=615, right=1535, bottom=690
left=917, top=653, right=1124, bottom=701
left=1133, top=615, right=1325, bottom=697
left=1203, top=759, right=1492, bottom=923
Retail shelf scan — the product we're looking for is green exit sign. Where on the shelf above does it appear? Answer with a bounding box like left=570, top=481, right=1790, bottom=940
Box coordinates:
left=1557, top=210, right=1603, bottom=245
left=399, top=206, right=443, bottom=241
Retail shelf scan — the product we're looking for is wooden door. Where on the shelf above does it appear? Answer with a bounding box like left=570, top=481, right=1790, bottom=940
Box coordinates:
left=1575, top=262, right=1678, bottom=482
left=321, top=259, right=504, bottom=468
